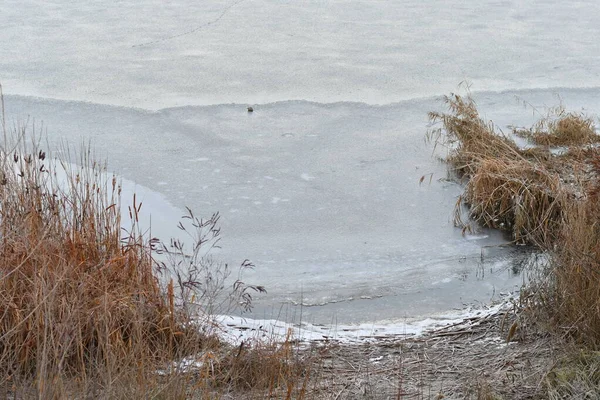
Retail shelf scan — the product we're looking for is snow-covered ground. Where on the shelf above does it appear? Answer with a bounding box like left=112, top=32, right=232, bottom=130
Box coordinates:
left=215, top=299, right=513, bottom=345
left=3, top=0, right=600, bottom=324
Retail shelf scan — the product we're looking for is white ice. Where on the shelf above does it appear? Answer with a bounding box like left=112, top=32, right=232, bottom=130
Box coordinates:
left=6, top=91, right=577, bottom=324
left=1, top=0, right=600, bottom=109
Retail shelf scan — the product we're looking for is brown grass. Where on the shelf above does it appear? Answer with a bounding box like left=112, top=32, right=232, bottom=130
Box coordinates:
left=514, top=105, right=599, bottom=147
left=464, top=158, right=563, bottom=245
left=545, top=194, right=600, bottom=349
left=0, top=98, right=310, bottom=398
left=428, top=94, right=522, bottom=177
left=428, top=94, right=565, bottom=246
left=0, top=132, right=189, bottom=397
left=429, top=92, right=600, bottom=351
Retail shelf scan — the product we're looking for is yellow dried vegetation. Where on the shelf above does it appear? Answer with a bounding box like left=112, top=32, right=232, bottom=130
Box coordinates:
left=0, top=98, right=310, bottom=398
left=428, top=94, right=568, bottom=246
left=429, top=93, right=600, bottom=349
left=514, top=105, right=599, bottom=147
left=0, top=132, right=190, bottom=398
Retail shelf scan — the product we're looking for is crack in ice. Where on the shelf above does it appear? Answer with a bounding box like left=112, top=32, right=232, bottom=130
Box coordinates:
left=132, top=0, right=247, bottom=48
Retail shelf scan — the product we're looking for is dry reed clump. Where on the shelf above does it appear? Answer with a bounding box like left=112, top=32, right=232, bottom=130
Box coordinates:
left=429, top=92, right=600, bottom=352
left=464, top=158, right=563, bottom=245
left=514, top=106, right=599, bottom=147
left=0, top=132, right=200, bottom=398
left=428, top=94, right=522, bottom=177
left=547, top=200, right=600, bottom=349
left=540, top=155, right=600, bottom=349
left=428, top=94, right=565, bottom=246
left=0, top=119, right=308, bottom=398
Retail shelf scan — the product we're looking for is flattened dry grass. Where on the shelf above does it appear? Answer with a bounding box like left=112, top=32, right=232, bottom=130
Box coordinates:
left=546, top=349, right=600, bottom=399
left=429, top=92, right=600, bottom=351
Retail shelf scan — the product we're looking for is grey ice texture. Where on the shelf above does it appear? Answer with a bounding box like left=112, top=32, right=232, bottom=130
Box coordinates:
left=2, top=0, right=600, bottom=109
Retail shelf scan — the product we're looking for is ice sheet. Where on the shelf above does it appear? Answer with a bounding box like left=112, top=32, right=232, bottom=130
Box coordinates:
left=5, top=89, right=581, bottom=323
left=2, top=0, right=600, bottom=109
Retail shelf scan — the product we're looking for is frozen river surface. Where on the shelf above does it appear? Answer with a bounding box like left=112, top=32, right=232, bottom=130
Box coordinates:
left=3, top=0, right=600, bottom=323
left=3, top=0, right=600, bottom=108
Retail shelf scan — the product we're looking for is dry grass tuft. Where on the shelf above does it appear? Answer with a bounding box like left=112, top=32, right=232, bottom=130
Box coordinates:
left=217, top=334, right=311, bottom=396
left=428, top=94, right=566, bottom=246
left=428, top=94, right=522, bottom=177
left=465, top=158, right=563, bottom=245
left=0, top=97, right=309, bottom=398
left=514, top=105, right=599, bottom=147
left=429, top=92, right=600, bottom=351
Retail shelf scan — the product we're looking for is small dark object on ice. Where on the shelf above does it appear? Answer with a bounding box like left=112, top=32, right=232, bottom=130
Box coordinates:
left=247, top=106, right=254, bottom=113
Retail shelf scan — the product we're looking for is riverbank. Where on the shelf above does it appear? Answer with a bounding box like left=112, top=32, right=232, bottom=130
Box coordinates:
left=308, top=303, right=558, bottom=399
left=184, top=297, right=563, bottom=399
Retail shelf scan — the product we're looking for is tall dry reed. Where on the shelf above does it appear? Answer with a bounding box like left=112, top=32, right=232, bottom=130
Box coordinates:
left=0, top=95, right=309, bottom=398
left=429, top=93, right=600, bottom=349
left=428, top=94, right=564, bottom=246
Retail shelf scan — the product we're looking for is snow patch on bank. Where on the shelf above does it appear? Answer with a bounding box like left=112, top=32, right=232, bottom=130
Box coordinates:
left=214, top=300, right=512, bottom=345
